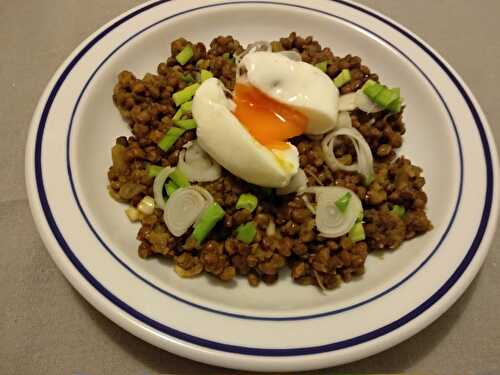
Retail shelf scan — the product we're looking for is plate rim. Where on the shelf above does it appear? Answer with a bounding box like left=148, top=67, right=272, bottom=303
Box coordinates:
left=25, top=0, right=499, bottom=371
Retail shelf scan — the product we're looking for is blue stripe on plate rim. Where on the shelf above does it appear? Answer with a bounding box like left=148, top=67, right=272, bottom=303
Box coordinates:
left=66, top=1, right=464, bottom=320
left=33, top=0, right=494, bottom=356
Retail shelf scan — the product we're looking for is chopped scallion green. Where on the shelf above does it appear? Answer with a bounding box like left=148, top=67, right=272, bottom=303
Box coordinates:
left=180, top=74, right=195, bottom=83
left=175, top=45, right=193, bottom=65
left=374, top=87, right=400, bottom=108
left=235, top=193, right=258, bottom=212
left=173, top=118, right=197, bottom=130
left=180, top=100, right=193, bottom=112
left=172, top=108, right=184, bottom=121
left=235, top=222, right=257, bottom=244
left=387, top=97, right=402, bottom=113
left=147, top=164, right=163, bottom=178
left=166, top=180, right=179, bottom=197
left=349, top=222, right=365, bottom=242
left=170, top=168, right=190, bottom=188
left=391, top=205, right=406, bottom=218
left=363, top=172, right=375, bottom=186
left=315, top=60, right=328, bottom=72
left=333, top=69, right=352, bottom=88
left=363, top=82, right=384, bottom=99
left=362, top=79, right=377, bottom=90
left=200, top=69, right=213, bottom=82
left=335, top=192, right=352, bottom=212
left=158, top=127, right=185, bottom=152
left=192, top=202, right=225, bottom=244
left=172, top=83, right=200, bottom=107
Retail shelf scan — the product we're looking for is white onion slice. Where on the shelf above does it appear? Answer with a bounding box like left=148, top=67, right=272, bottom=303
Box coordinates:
left=153, top=166, right=175, bottom=210
left=277, top=169, right=308, bottom=195
left=277, top=50, right=302, bottom=62
left=178, top=141, right=222, bottom=182
left=355, top=89, right=384, bottom=113
left=337, top=111, right=352, bottom=128
left=164, top=187, right=208, bottom=237
left=321, top=127, right=374, bottom=183
left=338, top=92, right=357, bottom=111
left=303, top=186, right=362, bottom=238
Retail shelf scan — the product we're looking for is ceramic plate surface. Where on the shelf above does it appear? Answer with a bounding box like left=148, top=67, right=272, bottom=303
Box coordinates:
left=25, top=0, right=499, bottom=371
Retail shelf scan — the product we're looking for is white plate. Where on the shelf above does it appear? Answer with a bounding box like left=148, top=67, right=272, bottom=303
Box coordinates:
left=25, top=0, right=499, bottom=372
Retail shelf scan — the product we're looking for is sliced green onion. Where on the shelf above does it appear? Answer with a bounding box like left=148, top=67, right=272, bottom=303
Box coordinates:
left=174, top=118, right=197, bottom=130
left=172, top=83, right=200, bottom=107
left=166, top=180, right=179, bottom=197
left=175, top=45, right=193, bottom=65
left=200, top=69, right=213, bottom=82
left=348, top=222, right=365, bottom=242
left=387, top=97, right=402, bottom=113
left=236, top=193, right=258, bottom=212
left=235, top=222, right=257, bottom=244
left=335, top=192, right=352, bottom=213
left=158, top=127, right=185, bottom=152
left=391, top=204, right=406, bottom=218
left=180, top=74, right=195, bottom=83
left=357, top=210, right=364, bottom=223
left=363, top=173, right=374, bottom=187
left=147, top=164, right=163, bottom=178
left=374, top=87, right=400, bottom=108
left=180, top=100, right=193, bottom=112
left=333, top=69, right=352, bottom=88
left=172, top=108, right=184, bottom=121
left=315, top=60, right=328, bottom=73
left=192, top=202, right=225, bottom=244
left=170, top=168, right=190, bottom=188
left=362, top=79, right=377, bottom=90
left=363, top=82, right=384, bottom=99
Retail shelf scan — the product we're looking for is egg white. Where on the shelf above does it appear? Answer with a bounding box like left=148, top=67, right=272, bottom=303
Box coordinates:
left=240, top=51, right=339, bottom=135
left=192, top=78, right=299, bottom=188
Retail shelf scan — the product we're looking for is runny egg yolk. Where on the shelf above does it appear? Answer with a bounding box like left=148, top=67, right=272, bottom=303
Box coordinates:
left=233, top=83, right=308, bottom=149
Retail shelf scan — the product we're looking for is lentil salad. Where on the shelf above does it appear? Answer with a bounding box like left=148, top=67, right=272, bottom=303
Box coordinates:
left=107, top=33, right=432, bottom=290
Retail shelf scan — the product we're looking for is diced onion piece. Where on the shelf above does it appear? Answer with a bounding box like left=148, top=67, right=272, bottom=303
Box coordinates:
left=125, top=207, right=140, bottom=222
left=276, top=50, right=302, bottom=61
left=153, top=166, right=175, bottom=209
left=304, top=186, right=362, bottom=238
left=277, top=169, right=308, bottom=195
left=355, top=89, right=384, bottom=113
left=137, top=196, right=155, bottom=215
left=321, top=127, right=374, bottom=185
left=164, top=187, right=210, bottom=237
left=178, top=141, right=222, bottom=182
left=266, top=219, right=276, bottom=236
left=337, top=111, right=352, bottom=128
left=338, top=92, right=357, bottom=111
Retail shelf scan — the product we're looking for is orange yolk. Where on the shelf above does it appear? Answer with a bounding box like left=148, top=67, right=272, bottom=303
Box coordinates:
left=233, top=83, right=308, bottom=149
